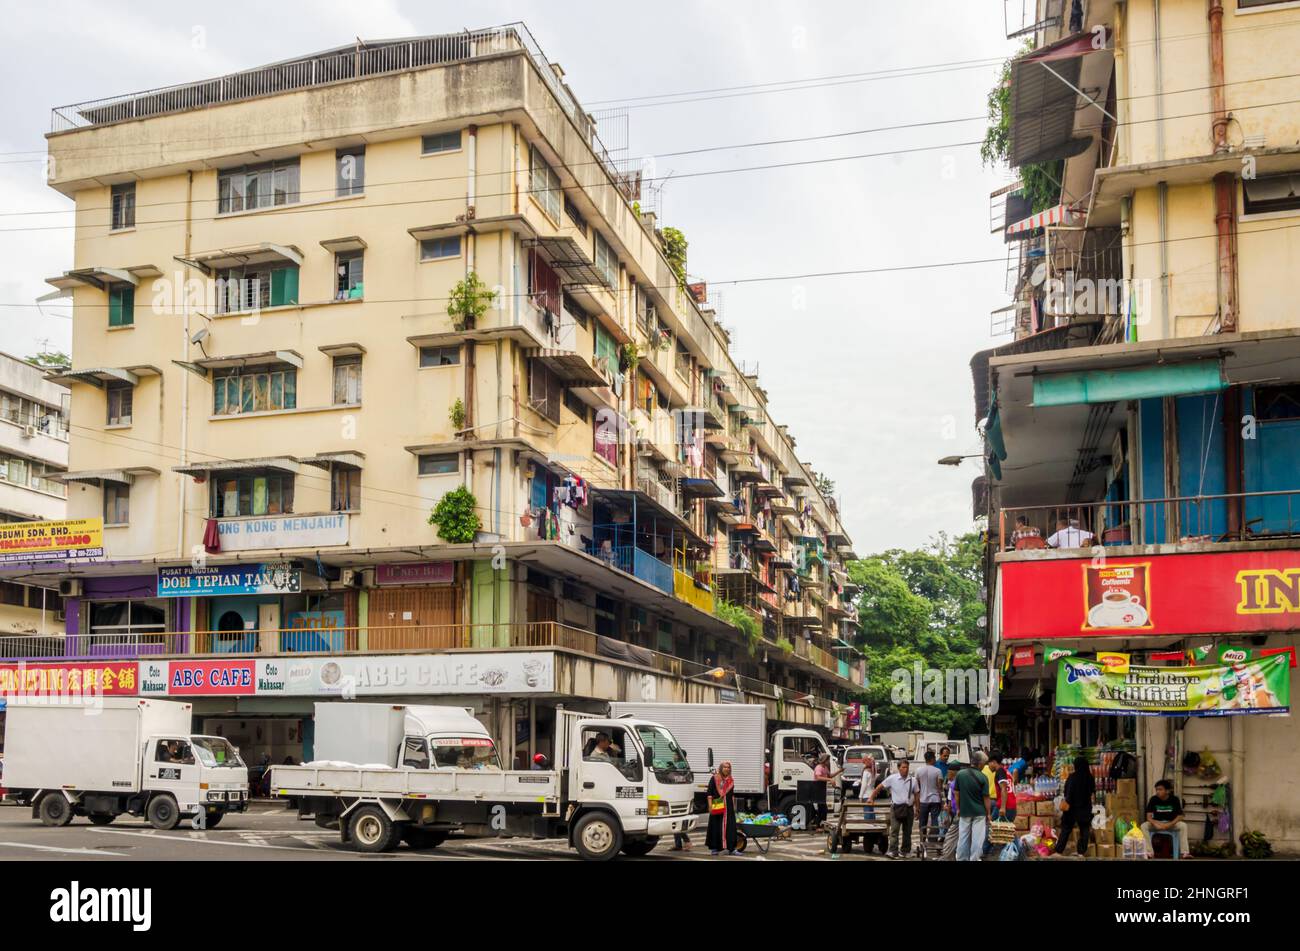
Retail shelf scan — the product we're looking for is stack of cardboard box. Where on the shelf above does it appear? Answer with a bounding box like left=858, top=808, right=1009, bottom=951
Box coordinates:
left=1106, top=779, right=1141, bottom=829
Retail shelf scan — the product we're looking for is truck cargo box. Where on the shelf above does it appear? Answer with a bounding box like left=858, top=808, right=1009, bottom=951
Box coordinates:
left=2, top=697, right=192, bottom=792
left=608, top=702, right=767, bottom=794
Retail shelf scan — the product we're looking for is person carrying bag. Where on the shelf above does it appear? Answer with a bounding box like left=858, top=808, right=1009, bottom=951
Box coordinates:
left=868, top=759, right=921, bottom=859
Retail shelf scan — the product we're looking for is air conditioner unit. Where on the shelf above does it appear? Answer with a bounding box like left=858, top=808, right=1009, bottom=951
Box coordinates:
left=22, top=424, right=37, bottom=438
left=341, top=569, right=365, bottom=588
left=58, top=579, right=83, bottom=597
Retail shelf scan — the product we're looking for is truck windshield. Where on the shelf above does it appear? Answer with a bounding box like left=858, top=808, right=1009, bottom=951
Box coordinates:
left=430, top=738, right=501, bottom=770
left=636, top=726, right=692, bottom=784
left=191, top=737, right=244, bottom=768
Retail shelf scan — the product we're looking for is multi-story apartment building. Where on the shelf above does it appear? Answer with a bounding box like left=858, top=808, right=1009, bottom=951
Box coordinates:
left=0, top=353, right=69, bottom=636
left=976, top=1, right=1300, bottom=849
left=6, top=25, right=863, bottom=768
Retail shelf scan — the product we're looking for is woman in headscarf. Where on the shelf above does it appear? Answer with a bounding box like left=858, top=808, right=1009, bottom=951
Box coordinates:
left=1053, top=755, right=1096, bottom=856
left=706, top=761, right=739, bottom=855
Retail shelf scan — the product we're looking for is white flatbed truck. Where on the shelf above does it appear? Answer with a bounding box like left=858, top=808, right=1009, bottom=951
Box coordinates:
left=272, top=707, right=696, bottom=860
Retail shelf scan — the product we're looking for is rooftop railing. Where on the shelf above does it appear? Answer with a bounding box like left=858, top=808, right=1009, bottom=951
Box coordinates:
left=50, top=23, right=637, bottom=201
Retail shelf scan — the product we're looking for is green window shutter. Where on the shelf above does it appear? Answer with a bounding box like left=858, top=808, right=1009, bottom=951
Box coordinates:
left=270, top=267, right=299, bottom=307
left=108, top=287, right=133, bottom=327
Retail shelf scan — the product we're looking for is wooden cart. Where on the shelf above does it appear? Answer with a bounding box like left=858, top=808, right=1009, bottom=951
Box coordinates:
left=826, top=799, right=890, bottom=855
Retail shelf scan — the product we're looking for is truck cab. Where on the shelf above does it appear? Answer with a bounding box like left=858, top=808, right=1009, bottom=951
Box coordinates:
left=144, top=734, right=249, bottom=826
left=396, top=706, right=502, bottom=771
left=770, top=728, right=834, bottom=814
left=561, top=713, right=696, bottom=858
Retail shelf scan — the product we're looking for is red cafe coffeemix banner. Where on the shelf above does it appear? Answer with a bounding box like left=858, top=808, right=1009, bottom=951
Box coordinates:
left=1002, top=549, right=1300, bottom=640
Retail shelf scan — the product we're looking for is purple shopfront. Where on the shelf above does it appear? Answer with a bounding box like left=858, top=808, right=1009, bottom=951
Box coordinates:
left=65, top=573, right=191, bottom=657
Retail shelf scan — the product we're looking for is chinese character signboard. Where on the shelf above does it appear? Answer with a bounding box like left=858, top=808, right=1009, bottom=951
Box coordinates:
left=0, top=661, right=137, bottom=698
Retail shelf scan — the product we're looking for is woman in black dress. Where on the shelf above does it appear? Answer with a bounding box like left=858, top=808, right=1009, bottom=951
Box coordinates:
left=1053, top=755, right=1096, bottom=856
left=706, top=761, right=739, bottom=855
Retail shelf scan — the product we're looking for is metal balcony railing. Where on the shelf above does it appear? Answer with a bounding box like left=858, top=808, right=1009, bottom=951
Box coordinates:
left=998, top=490, right=1300, bottom=552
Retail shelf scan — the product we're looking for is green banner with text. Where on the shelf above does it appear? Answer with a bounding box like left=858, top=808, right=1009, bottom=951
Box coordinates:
left=1056, top=654, right=1290, bottom=717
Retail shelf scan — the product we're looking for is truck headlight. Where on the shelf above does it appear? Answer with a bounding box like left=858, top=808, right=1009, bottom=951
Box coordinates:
left=647, top=800, right=663, bottom=817
left=207, top=791, right=224, bottom=801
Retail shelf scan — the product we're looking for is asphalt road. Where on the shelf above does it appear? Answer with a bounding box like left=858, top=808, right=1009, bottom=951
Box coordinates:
left=0, top=802, right=892, bottom=862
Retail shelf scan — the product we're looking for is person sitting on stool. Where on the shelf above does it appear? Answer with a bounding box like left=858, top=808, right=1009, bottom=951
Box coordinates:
left=1142, top=779, right=1191, bottom=858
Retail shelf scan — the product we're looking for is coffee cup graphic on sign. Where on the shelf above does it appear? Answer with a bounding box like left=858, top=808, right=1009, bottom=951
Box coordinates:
left=1083, top=564, right=1152, bottom=629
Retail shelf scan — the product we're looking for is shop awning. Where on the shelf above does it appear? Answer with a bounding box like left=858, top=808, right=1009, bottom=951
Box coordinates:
left=1006, top=202, right=1077, bottom=235
left=1008, top=32, right=1110, bottom=167
left=1033, top=359, right=1225, bottom=407
left=524, top=348, right=607, bottom=387
left=173, top=456, right=300, bottom=476
left=176, top=243, right=303, bottom=276
left=298, top=451, right=365, bottom=470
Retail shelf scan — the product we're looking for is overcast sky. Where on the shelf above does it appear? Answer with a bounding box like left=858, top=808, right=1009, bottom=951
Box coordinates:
left=0, top=0, right=1019, bottom=555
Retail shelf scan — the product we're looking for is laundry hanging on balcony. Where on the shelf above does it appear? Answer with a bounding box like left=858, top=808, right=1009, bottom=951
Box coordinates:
left=1006, top=202, right=1077, bottom=236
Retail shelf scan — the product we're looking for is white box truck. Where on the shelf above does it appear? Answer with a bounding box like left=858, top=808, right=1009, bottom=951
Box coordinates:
left=312, top=702, right=499, bottom=770
left=273, top=706, right=696, bottom=860
left=608, top=702, right=835, bottom=816
left=2, top=697, right=249, bottom=829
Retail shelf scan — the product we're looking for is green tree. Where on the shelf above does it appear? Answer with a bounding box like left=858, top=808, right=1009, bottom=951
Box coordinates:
left=847, top=532, right=987, bottom=738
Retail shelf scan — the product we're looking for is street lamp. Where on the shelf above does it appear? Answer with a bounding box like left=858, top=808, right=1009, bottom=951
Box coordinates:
left=937, top=453, right=983, bottom=466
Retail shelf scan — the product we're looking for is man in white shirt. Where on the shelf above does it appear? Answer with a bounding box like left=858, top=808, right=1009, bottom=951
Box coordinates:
left=869, top=759, right=920, bottom=858
left=1047, top=518, right=1095, bottom=549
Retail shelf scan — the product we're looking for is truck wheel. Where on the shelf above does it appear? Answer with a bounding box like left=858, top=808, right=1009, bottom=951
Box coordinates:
left=38, top=795, right=74, bottom=827
left=402, top=828, right=446, bottom=850
left=620, top=836, right=659, bottom=857
left=348, top=805, right=397, bottom=853
left=146, top=795, right=181, bottom=831
left=776, top=795, right=797, bottom=819
left=203, top=809, right=224, bottom=829
left=87, top=814, right=116, bottom=826
left=573, top=812, right=623, bottom=861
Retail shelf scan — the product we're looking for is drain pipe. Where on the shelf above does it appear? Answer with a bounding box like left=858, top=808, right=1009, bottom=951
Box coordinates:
left=464, top=126, right=478, bottom=491
left=1209, top=0, right=1238, bottom=333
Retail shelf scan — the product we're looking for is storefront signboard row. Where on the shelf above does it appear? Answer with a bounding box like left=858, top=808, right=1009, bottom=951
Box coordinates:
left=156, top=564, right=302, bottom=598
left=1001, top=549, right=1300, bottom=640
left=0, top=652, right=558, bottom=700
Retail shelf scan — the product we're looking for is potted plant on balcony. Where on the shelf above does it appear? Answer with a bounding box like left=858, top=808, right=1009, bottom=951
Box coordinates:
left=619, top=341, right=640, bottom=375
left=715, top=599, right=761, bottom=657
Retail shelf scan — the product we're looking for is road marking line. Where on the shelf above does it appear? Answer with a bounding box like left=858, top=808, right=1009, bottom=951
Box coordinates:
left=0, top=840, right=128, bottom=857
left=90, top=828, right=321, bottom=853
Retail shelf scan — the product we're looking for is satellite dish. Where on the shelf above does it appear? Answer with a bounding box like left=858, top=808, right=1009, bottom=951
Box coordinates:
left=191, top=327, right=209, bottom=345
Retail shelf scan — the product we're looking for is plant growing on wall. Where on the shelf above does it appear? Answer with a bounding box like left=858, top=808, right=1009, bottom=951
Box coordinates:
left=660, top=226, right=688, bottom=293
left=980, top=43, right=1062, bottom=215
left=716, top=599, right=762, bottom=657
left=619, top=341, right=640, bottom=375
left=449, top=398, right=467, bottom=432
left=428, top=486, right=481, bottom=543
left=447, top=271, right=497, bottom=331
